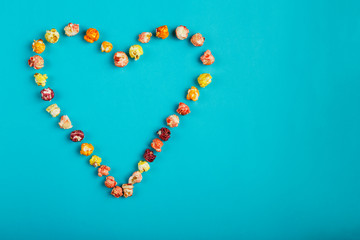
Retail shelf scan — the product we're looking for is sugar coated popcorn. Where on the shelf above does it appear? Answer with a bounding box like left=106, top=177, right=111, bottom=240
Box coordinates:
left=176, top=102, right=190, bottom=115
left=84, top=28, right=99, bottom=43
left=156, top=25, right=169, bottom=39
left=34, top=73, right=48, bottom=87
left=64, top=23, right=80, bottom=37
left=175, top=25, right=189, bottom=40
left=105, top=176, right=117, bottom=188
left=80, top=143, right=94, bottom=156
left=70, top=130, right=84, bottom=142
left=129, top=45, right=143, bottom=60
left=197, top=73, right=212, bottom=87
left=46, top=104, right=60, bottom=117
left=41, top=88, right=54, bottom=101
left=32, top=39, right=45, bottom=54
left=111, top=186, right=123, bottom=198
left=191, top=33, right=205, bottom=47
left=186, top=86, right=199, bottom=101
left=58, top=115, right=73, bottom=129
left=128, top=171, right=143, bottom=184
left=101, top=41, right=113, bottom=53
left=151, top=138, right=163, bottom=152
left=98, top=165, right=110, bottom=177
left=138, top=32, right=152, bottom=43
left=114, top=51, right=129, bottom=67
left=166, top=114, right=180, bottom=128
left=157, top=127, right=171, bottom=141
left=45, top=29, right=60, bottom=43
left=122, top=184, right=134, bottom=198
left=144, top=149, right=156, bottom=162
left=200, top=50, right=215, bottom=65
left=138, top=161, right=150, bottom=173
left=28, top=55, right=44, bottom=69
left=89, top=155, right=102, bottom=167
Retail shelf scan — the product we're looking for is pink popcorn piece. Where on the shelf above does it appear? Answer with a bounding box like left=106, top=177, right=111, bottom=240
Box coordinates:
left=58, top=115, right=73, bottom=129
left=200, top=50, right=215, bottom=65
left=64, top=23, right=80, bottom=36
left=105, top=176, right=117, bottom=188
left=175, top=25, right=189, bottom=40
left=138, top=32, right=152, bottom=43
left=40, top=88, right=54, bottom=101
left=28, top=55, right=44, bottom=69
left=98, top=165, right=111, bottom=177
left=70, top=130, right=84, bottom=142
left=166, top=114, right=180, bottom=128
left=128, top=171, right=143, bottom=184
left=176, top=102, right=190, bottom=115
left=190, top=33, right=205, bottom=47
left=114, top=51, right=129, bottom=68
left=111, top=186, right=123, bottom=198
left=122, top=184, right=134, bottom=198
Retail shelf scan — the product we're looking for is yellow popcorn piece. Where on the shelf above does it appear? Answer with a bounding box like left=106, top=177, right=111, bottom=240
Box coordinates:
left=45, top=29, right=60, bottom=43
left=197, top=73, right=212, bottom=88
left=138, top=161, right=150, bottom=173
left=46, top=104, right=60, bottom=117
left=129, top=45, right=143, bottom=60
left=89, top=155, right=102, bottom=167
left=34, top=73, right=48, bottom=87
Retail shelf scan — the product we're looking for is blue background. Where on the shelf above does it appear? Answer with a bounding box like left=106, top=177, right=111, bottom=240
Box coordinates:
left=1, top=0, right=360, bottom=239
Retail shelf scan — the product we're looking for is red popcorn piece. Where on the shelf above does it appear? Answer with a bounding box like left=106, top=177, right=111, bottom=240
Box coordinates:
left=70, top=130, right=84, bottom=142
left=166, top=114, right=180, bottom=128
left=191, top=33, right=205, bottom=47
left=144, top=149, right=156, bottom=162
left=176, top=102, right=190, bottom=115
left=175, top=25, right=189, bottom=40
left=114, top=51, right=129, bottom=68
left=105, top=176, right=117, bottom=188
left=111, top=186, right=123, bottom=198
left=151, top=138, right=163, bottom=152
left=157, top=127, right=171, bottom=141
left=98, top=165, right=111, bottom=177
left=200, top=50, right=215, bottom=65
left=28, top=55, right=44, bottom=69
left=128, top=171, right=143, bottom=184
left=40, top=88, right=54, bottom=101
left=122, top=184, right=134, bottom=198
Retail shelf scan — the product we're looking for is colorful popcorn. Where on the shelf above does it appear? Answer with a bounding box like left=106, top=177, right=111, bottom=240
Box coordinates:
left=138, top=161, right=150, bottom=173
left=45, top=29, right=60, bottom=43
left=28, top=55, right=44, bottom=69
left=80, top=143, right=94, bottom=156
left=84, top=28, right=99, bottom=43
left=200, top=50, right=215, bottom=65
left=40, top=88, right=54, bottom=101
left=138, top=32, right=152, bottom=43
left=89, top=155, right=102, bottom=167
left=64, top=23, right=80, bottom=36
left=122, top=184, right=134, bottom=198
left=166, top=114, right=180, bottom=128
left=197, top=73, right=212, bottom=87
left=175, top=25, right=189, bottom=40
left=34, top=73, right=48, bottom=87
left=151, top=138, right=163, bottom=152
left=58, top=115, right=73, bottom=129
left=191, top=33, right=205, bottom=47
left=98, top=165, right=110, bottom=177
left=144, top=149, right=156, bottom=162
left=128, top=171, right=142, bottom=184
left=111, top=186, right=123, bottom=198
left=186, top=86, right=200, bottom=101
left=70, top=130, right=84, bottom=142
left=157, top=127, right=171, bottom=141
left=129, top=45, right=143, bottom=60
left=101, top=41, right=113, bottom=53
left=113, top=51, right=129, bottom=67
left=105, top=176, right=117, bottom=188
left=156, top=25, right=169, bottom=39
left=176, top=102, right=190, bottom=115
left=32, top=39, right=45, bottom=54
left=46, top=104, right=60, bottom=117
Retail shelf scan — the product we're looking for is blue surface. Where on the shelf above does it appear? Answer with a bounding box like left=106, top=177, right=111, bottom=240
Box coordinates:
left=1, top=0, right=360, bottom=239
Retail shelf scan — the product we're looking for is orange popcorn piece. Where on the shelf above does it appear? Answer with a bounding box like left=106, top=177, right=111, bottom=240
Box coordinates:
left=80, top=143, right=94, bottom=156
left=156, top=25, right=169, bottom=39
left=186, top=86, right=200, bottom=101
left=84, top=28, right=100, bottom=43
left=101, top=41, right=113, bottom=53
left=32, top=39, right=45, bottom=54
left=151, top=138, right=163, bottom=152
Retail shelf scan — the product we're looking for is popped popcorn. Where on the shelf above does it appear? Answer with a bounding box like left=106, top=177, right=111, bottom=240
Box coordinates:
left=157, top=127, right=171, bottom=141
left=98, top=165, right=110, bottom=177
left=80, top=143, right=94, bottom=156
left=28, top=55, right=44, bottom=69
left=138, top=161, right=150, bottom=173
left=129, top=45, right=143, bottom=60
left=128, top=171, right=142, bottom=184
left=166, top=114, right=180, bottom=128
left=122, top=184, right=134, bottom=198
left=46, top=104, right=60, bottom=117
left=197, top=73, right=212, bottom=87
left=32, top=39, right=45, bottom=54
left=89, top=155, right=102, bottom=167
left=45, top=29, right=60, bottom=43
left=64, top=23, right=80, bottom=36
left=151, top=138, right=163, bottom=152
left=40, top=88, right=54, bottom=101
left=200, top=50, right=215, bottom=65
left=144, top=149, right=156, bottom=162
left=138, top=32, right=152, bottom=43
left=58, top=115, right=73, bottom=129
left=70, top=130, right=84, bottom=142
left=84, top=28, right=99, bottom=43
left=191, top=33, right=205, bottom=47
left=175, top=25, right=189, bottom=40
left=113, top=51, right=129, bottom=67
left=101, top=41, right=113, bottom=53
left=111, top=186, right=123, bottom=198
left=176, top=102, right=190, bottom=115
left=34, top=73, right=48, bottom=86
left=186, top=86, right=199, bottom=101
left=156, top=25, right=169, bottom=39
left=105, top=176, right=117, bottom=188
